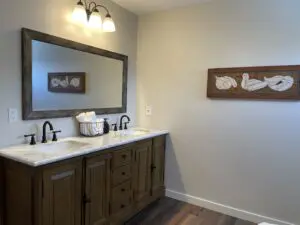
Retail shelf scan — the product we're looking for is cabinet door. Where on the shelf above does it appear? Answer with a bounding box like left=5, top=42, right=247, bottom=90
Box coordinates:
left=85, top=154, right=111, bottom=225
left=133, top=141, right=152, bottom=203
left=151, top=136, right=166, bottom=196
left=42, top=159, right=82, bottom=225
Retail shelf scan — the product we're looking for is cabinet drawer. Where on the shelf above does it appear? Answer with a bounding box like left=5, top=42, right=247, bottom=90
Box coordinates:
left=112, top=181, right=132, bottom=202
left=112, top=164, right=132, bottom=186
left=113, top=148, right=132, bottom=168
left=111, top=181, right=132, bottom=214
left=111, top=198, right=132, bottom=214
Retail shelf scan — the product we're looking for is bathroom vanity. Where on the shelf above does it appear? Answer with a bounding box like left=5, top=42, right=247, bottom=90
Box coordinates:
left=4, top=28, right=166, bottom=225
left=0, top=129, right=167, bottom=225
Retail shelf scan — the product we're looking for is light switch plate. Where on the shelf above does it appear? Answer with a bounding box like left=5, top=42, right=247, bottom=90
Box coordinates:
left=8, top=108, right=18, bottom=123
left=146, top=105, right=152, bottom=116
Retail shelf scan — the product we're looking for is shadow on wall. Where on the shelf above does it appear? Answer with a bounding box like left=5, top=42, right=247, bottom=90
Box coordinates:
left=165, top=135, right=186, bottom=199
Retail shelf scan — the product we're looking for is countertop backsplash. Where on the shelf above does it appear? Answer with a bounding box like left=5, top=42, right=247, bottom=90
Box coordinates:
left=8, top=113, right=135, bottom=148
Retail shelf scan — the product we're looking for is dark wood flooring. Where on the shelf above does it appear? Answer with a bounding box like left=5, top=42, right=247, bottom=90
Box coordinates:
left=125, top=197, right=257, bottom=225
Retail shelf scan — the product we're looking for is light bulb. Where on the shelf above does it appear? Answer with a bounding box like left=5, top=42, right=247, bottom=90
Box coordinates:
left=72, top=2, right=87, bottom=25
left=103, top=14, right=116, bottom=32
left=88, top=10, right=102, bottom=29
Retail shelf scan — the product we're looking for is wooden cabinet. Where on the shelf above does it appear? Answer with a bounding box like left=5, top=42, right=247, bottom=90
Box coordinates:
left=133, top=141, right=152, bottom=206
left=85, top=154, right=111, bottom=225
left=0, top=135, right=166, bottom=225
left=151, top=136, right=166, bottom=198
left=42, top=159, right=82, bottom=225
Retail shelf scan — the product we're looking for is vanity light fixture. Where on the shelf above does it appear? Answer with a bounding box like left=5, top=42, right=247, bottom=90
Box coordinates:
left=72, top=0, right=116, bottom=32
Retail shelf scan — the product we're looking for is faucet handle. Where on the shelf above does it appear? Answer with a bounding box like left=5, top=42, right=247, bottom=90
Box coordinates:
left=24, top=134, right=36, bottom=145
left=52, top=130, right=61, bottom=142
left=124, top=122, right=130, bottom=130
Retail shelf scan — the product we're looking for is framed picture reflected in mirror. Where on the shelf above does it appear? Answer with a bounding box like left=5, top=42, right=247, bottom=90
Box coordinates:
left=48, top=72, right=86, bottom=94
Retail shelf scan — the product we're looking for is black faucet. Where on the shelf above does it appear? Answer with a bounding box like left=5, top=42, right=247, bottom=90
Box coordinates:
left=119, top=115, right=131, bottom=130
left=42, top=121, right=54, bottom=143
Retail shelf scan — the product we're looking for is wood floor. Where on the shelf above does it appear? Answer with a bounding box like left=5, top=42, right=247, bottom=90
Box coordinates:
left=125, top=197, right=257, bottom=225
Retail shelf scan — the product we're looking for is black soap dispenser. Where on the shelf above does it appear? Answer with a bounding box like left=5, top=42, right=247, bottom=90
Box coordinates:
left=103, top=118, right=110, bottom=134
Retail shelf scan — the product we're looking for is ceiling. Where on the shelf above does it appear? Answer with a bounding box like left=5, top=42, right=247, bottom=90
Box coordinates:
left=111, top=0, right=211, bottom=15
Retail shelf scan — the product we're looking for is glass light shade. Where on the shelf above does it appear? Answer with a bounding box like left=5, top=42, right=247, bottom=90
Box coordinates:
left=102, top=15, right=116, bottom=32
left=88, top=11, right=102, bottom=29
left=72, top=3, right=87, bottom=25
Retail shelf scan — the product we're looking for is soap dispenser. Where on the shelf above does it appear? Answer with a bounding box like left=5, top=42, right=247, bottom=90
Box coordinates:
left=103, top=118, right=110, bottom=134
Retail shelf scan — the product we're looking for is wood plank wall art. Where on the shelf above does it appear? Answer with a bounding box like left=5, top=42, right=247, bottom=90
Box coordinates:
left=207, top=65, right=300, bottom=100
left=48, top=72, right=86, bottom=94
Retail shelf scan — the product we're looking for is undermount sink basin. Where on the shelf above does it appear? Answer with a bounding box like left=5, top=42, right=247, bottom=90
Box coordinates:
left=40, top=140, right=89, bottom=153
left=6, top=140, right=91, bottom=160
left=112, top=128, right=150, bottom=138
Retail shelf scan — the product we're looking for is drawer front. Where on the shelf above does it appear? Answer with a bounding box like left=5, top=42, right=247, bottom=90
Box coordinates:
left=111, top=181, right=132, bottom=214
left=111, top=198, right=131, bottom=214
left=112, top=181, right=132, bottom=203
left=112, top=164, right=132, bottom=186
left=113, top=148, right=132, bottom=168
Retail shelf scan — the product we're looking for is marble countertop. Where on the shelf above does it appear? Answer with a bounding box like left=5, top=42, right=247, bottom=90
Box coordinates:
left=0, top=128, right=168, bottom=167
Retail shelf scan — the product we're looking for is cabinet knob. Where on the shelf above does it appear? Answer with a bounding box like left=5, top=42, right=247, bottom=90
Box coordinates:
left=83, top=197, right=91, bottom=204
left=151, top=164, right=157, bottom=171
left=121, top=188, right=125, bottom=192
left=122, top=154, right=127, bottom=159
left=122, top=172, right=126, bottom=176
left=120, top=204, right=125, bottom=209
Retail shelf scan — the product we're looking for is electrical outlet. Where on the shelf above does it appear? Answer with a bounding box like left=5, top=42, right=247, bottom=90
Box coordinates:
left=8, top=108, right=18, bottom=123
left=146, top=105, right=152, bottom=116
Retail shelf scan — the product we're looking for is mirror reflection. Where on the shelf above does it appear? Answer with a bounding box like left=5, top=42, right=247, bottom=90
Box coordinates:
left=31, top=40, right=123, bottom=111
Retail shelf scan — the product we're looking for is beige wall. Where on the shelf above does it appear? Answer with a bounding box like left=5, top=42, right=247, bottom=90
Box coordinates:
left=137, top=0, right=300, bottom=224
left=0, top=0, right=137, bottom=146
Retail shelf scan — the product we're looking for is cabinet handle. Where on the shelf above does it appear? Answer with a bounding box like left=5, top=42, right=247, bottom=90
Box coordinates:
left=83, top=196, right=91, bottom=204
left=151, top=165, right=157, bottom=171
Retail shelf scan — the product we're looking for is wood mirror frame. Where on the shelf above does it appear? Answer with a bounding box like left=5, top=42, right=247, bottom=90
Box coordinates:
left=22, top=28, right=128, bottom=120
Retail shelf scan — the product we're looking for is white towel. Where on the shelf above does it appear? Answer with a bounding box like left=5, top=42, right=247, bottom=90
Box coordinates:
left=76, top=111, right=97, bottom=123
left=85, top=111, right=97, bottom=122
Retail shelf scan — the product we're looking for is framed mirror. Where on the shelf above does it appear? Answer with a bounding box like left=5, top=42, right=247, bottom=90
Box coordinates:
left=22, top=28, right=128, bottom=120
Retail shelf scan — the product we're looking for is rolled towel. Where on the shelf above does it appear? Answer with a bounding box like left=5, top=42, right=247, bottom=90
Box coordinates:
left=85, top=111, right=97, bottom=122
left=76, top=112, right=87, bottom=123
left=76, top=111, right=97, bottom=123
left=90, top=123, right=98, bottom=136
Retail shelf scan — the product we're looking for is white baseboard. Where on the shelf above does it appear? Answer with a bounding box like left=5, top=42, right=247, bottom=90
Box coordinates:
left=166, top=189, right=295, bottom=225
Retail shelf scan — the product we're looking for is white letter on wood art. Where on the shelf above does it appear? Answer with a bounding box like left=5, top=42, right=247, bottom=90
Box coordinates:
left=264, top=76, right=294, bottom=92
left=215, top=76, right=237, bottom=90
left=241, top=73, right=268, bottom=92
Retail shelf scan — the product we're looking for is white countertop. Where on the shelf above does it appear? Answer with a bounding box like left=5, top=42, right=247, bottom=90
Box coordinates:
left=0, top=128, right=168, bottom=167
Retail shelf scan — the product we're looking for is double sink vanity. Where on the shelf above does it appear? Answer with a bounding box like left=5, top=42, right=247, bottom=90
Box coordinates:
left=0, top=128, right=168, bottom=225
left=0, top=28, right=168, bottom=225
